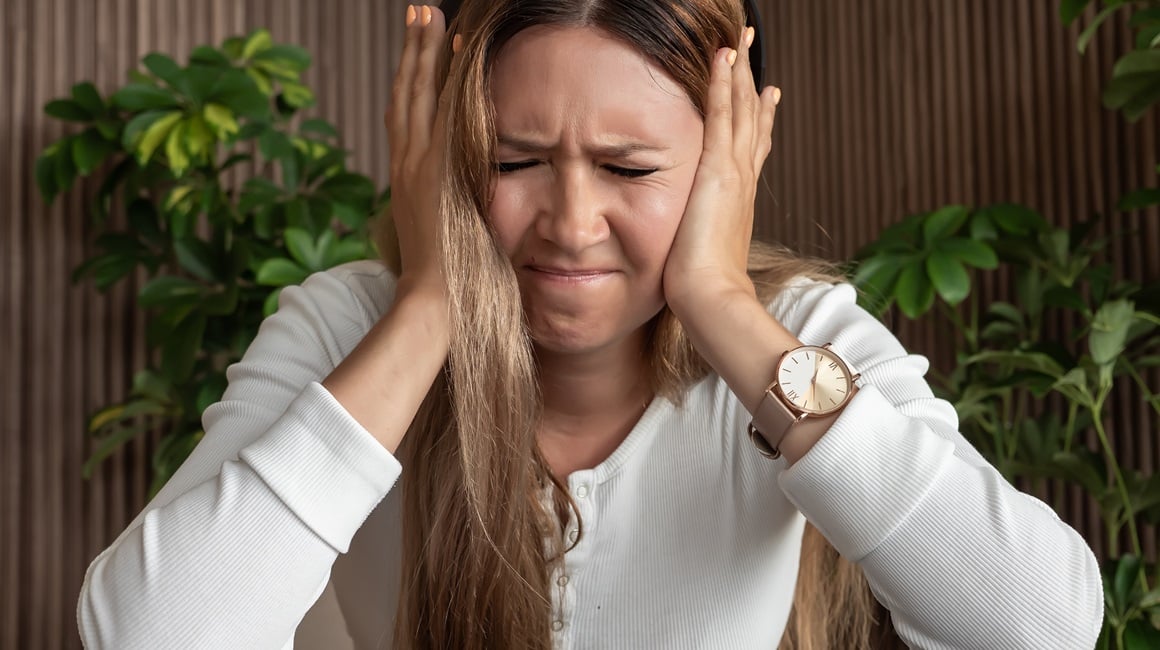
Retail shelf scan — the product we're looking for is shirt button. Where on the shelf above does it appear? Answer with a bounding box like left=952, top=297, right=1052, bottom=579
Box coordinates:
left=557, top=574, right=569, bottom=587
left=568, top=528, right=579, bottom=544
left=575, top=485, right=589, bottom=498
left=551, top=619, right=564, bottom=631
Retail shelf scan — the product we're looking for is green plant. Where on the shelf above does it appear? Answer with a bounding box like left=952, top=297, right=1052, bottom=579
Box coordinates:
left=38, top=29, right=387, bottom=498
left=851, top=4, right=1160, bottom=645
left=853, top=205, right=1160, bottom=649
left=1062, top=0, right=1160, bottom=212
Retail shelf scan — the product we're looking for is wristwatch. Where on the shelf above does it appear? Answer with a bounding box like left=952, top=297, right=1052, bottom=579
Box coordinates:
left=748, top=343, right=860, bottom=459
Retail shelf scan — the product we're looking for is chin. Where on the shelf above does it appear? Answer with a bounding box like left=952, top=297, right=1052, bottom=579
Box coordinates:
left=526, top=314, right=617, bottom=356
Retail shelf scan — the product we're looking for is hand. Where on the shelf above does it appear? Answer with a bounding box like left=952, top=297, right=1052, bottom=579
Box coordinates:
left=385, top=4, right=458, bottom=294
left=663, top=25, right=781, bottom=316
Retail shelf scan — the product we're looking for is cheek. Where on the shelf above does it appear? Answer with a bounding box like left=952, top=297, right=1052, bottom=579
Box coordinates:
left=618, top=169, right=699, bottom=269
left=487, top=177, right=535, bottom=256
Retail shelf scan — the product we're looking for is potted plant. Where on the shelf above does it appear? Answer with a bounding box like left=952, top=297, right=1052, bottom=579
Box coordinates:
left=37, top=28, right=386, bottom=498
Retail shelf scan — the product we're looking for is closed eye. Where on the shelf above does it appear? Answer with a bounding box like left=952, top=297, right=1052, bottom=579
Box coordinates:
left=495, top=161, right=657, bottom=178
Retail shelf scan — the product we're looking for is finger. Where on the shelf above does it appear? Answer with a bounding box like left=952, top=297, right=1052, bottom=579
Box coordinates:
left=389, top=4, right=423, bottom=168
left=755, top=86, right=780, bottom=171
left=408, top=5, right=449, bottom=156
left=732, top=26, right=759, bottom=163
left=703, top=47, right=736, bottom=162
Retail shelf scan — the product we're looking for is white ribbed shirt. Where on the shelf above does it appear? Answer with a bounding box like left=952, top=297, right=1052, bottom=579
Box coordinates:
left=77, top=260, right=1103, bottom=649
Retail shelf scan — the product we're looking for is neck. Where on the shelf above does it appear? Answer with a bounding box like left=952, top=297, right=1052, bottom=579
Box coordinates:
left=534, top=329, right=653, bottom=470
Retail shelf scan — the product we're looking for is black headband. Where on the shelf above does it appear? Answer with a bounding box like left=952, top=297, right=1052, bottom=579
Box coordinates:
left=437, top=0, right=767, bottom=89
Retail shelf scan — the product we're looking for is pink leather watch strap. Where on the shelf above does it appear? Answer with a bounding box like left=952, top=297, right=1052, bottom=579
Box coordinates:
left=748, top=384, right=801, bottom=458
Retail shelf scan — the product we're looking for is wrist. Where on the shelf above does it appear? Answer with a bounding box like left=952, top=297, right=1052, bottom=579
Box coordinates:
left=665, top=272, right=757, bottom=326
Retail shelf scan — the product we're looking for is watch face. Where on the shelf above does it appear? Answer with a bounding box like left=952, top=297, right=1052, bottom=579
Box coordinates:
left=777, top=346, right=853, bottom=414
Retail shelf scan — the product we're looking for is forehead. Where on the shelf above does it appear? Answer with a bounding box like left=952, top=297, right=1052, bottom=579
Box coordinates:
left=489, top=25, right=700, bottom=146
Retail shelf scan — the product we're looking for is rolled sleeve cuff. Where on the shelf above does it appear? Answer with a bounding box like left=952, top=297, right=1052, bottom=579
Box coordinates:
left=239, top=381, right=402, bottom=553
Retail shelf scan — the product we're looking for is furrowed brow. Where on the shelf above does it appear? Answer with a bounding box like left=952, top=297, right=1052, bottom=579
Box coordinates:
left=496, top=134, right=668, bottom=157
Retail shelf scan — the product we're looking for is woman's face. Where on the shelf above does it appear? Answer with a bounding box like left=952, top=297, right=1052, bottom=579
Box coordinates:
left=488, top=25, right=705, bottom=357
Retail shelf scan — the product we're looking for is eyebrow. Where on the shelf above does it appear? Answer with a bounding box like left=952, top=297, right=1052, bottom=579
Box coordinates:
left=496, top=134, right=669, bottom=157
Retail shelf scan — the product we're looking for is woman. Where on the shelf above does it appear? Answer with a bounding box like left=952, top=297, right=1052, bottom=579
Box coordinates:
left=77, top=1, right=1103, bottom=648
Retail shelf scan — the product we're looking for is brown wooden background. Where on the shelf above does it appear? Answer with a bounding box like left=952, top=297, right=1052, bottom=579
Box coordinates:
left=3, top=1, right=1158, bottom=648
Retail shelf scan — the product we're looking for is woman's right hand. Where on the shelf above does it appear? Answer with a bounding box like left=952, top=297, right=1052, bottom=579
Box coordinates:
left=386, top=4, right=458, bottom=293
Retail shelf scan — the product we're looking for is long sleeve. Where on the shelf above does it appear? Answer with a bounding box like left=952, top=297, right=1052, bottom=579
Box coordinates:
left=77, top=264, right=402, bottom=650
left=772, top=281, right=1104, bottom=649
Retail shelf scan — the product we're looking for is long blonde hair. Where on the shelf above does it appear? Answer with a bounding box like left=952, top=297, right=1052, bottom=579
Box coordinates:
left=375, top=1, right=887, bottom=647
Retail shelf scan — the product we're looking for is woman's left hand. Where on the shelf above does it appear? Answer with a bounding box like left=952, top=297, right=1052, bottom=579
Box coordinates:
left=663, top=26, right=781, bottom=316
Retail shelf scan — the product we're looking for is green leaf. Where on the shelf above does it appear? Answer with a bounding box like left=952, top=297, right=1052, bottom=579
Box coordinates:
left=164, top=119, right=191, bottom=174
left=1077, top=5, right=1121, bottom=55
left=135, top=111, right=183, bottom=165
left=1114, top=555, right=1144, bottom=612
left=71, top=128, right=115, bottom=175
left=70, top=82, right=105, bottom=116
left=1090, top=300, right=1136, bottom=365
left=283, top=227, right=321, bottom=270
left=300, top=118, right=338, bottom=138
left=73, top=254, right=138, bottom=290
left=1043, top=285, right=1089, bottom=314
left=326, top=237, right=368, bottom=267
left=1124, top=619, right=1160, bottom=648
left=131, top=369, right=173, bottom=403
left=112, top=82, right=180, bottom=111
left=54, top=139, right=78, bottom=192
left=122, top=109, right=168, bottom=149
left=936, top=237, right=999, bottom=269
left=280, top=81, right=314, bottom=108
left=206, top=69, right=268, bottom=118
left=263, top=287, right=284, bottom=317
left=44, top=98, right=93, bottom=122
left=173, top=238, right=219, bottom=282
left=142, top=52, right=183, bottom=87
left=195, top=374, right=228, bottom=415
left=258, top=128, right=295, bottom=161
left=138, top=275, right=204, bottom=307
left=82, top=425, right=149, bottom=479
left=332, top=202, right=369, bottom=230
left=1103, top=73, right=1160, bottom=114
left=895, top=262, right=935, bottom=319
left=190, top=45, right=231, bottom=67
left=256, top=257, right=309, bottom=286
left=987, top=301, right=1025, bottom=325
left=241, top=29, right=273, bottom=59
left=1059, top=0, right=1092, bottom=26
left=922, top=205, right=970, bottom=245
left=968, top=211, right=999, bottom=241
left=925, top=253, right=971, bottom=305
left=965, top=350, right=1065, bottom=379
left=202, top=103, right=239, bottom=140
left=1120, top=187, right=1160, bottom=211
left=35, top=152, right=58, bottom=203
left=976, top=204, right=1046, bottom=236
left=1062, top=0, right=1095, bottom=25
left=161, top=312, right=206, bottom=380
left=87, top=398, right=169, bottom=433
left=1053, top=449, right=1107, bottom=497
left=1114, top=49, right=1160, bottom=77
left=252, top=44, right=312, bottom=70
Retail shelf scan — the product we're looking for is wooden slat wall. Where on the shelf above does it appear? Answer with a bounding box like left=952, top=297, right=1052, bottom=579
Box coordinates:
left=2, top=1, right=1156, bottom=648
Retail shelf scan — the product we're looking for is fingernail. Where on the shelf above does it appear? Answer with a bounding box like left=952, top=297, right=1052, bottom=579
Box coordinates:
left=773, top=87, right=782, bottom=105
left=406, top=5, right=416, bottom=26
left=421, top=5, right=432, bottom=26
left=726, top=49, right=738, bottom=66
left=452, top=34, right=463, bottom=53
left=746, top=26, right=755, bottom=47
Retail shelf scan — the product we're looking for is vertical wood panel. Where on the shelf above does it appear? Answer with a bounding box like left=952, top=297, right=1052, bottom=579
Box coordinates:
left=3, top=1, right=1158, bottom=647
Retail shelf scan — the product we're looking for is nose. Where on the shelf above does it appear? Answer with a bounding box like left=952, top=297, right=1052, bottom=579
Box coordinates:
left=534, top=166, right=610, bottom=254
